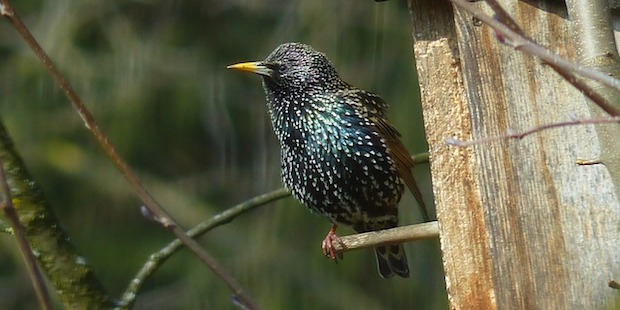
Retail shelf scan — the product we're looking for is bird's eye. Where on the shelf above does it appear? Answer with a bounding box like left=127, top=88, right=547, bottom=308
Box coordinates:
left=278, top=64, right=288, bottom=74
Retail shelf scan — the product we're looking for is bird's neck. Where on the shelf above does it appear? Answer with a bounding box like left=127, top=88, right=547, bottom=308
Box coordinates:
left=261, top=79, right=350, bottom=145
left=263, top=87, right=313, bottom=144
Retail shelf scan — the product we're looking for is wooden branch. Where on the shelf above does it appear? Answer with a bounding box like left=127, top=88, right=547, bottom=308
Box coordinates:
left=119, top=188, right=291, bottom=309
left=120, top=152, right=428, bottom=307
left=0, top=1, right=259, bottom=309
left=332, top=221, right=439, bottom=253
left=0, top=140, right=52, bottom=309
left=0, top=121, right=112, bottom=307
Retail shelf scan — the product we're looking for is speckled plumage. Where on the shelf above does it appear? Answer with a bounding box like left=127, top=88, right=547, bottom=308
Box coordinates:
left=228, top=42, right=428, bottom=279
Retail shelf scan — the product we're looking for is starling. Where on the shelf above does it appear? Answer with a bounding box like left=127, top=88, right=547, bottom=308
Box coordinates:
left=228, top=42, right=428, bottom=279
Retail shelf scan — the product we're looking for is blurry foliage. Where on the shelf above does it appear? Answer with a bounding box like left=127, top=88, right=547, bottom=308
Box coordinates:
left=0, top=0, right=446, bottom=309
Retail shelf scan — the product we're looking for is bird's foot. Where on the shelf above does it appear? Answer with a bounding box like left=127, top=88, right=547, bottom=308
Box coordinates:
left=321, top=224, right=344, bottom=262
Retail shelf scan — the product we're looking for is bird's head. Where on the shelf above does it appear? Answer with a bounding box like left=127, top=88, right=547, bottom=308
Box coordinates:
left=228, top=43, right=344, bottom=95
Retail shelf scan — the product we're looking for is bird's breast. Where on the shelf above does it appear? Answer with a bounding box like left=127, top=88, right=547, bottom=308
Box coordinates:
left=275, top=107, right=405, bottom=220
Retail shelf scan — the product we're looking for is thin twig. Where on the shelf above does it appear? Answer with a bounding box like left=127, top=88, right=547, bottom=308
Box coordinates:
left=0, top=159, right=52, bottom=309
left=445, top=117, right=620, bottom=147
left=332, top=221, right=439, bottom=253
left=119, top=188, right=291, bottom=309
left=483, top=0, right=525, bottom=36
left=450, top=0, right=620, bottom=116
left=0, top=1, right=258, bottom=308
left=0, top=120, right=111, bottom=307
left=481, top=0, right=620, bottom=117
left=120, top=151, right=430, bottom=307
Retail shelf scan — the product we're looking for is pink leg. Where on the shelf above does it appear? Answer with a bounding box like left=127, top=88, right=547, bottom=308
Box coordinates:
left=321, top=224, right=344, bottom=261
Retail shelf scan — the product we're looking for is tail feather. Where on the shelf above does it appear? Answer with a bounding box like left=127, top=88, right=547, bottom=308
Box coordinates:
left=375, top=244, right=409, bottom=279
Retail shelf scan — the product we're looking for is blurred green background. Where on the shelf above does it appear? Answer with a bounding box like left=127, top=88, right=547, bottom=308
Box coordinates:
left=0, top=0, right=446, bottom=309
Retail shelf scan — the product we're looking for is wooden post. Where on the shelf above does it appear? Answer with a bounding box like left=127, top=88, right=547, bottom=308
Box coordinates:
left=408, top=1, right=620, bottom=309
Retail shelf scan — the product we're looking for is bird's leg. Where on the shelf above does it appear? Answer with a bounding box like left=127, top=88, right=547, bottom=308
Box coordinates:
left=321, top=224, right=344, bottom=262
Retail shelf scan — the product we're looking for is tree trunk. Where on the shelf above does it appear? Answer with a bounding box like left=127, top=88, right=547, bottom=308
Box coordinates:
left=407, top=1, right=620, bottom=309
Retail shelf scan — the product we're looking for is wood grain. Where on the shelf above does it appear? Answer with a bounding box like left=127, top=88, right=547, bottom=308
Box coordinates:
left=407, top=1, right=620, bottom=309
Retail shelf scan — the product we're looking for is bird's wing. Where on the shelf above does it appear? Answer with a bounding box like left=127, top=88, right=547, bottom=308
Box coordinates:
left=338, top=89, right=430, bottom=221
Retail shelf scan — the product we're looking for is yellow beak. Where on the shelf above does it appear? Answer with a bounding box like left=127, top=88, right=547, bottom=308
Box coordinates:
left=227, top=61, right=273, bottom=77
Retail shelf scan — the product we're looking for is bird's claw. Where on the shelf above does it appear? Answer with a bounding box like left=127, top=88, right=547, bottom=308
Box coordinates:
left=321, top=230, right=344, bottom=262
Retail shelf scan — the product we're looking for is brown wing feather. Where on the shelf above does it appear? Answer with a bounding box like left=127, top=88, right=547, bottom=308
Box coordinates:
left=345, top=89, right=429, bottom=221
left=374, top=118, right=429, bottom=221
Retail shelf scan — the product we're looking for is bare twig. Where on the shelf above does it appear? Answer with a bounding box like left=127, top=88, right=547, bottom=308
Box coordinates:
left=450, top=0, right=620, bottom=117
left=473, top=0, right=620, bottom=91
left=0, top=120, right=112, bottom=307
left=482, top=0, right=620, bottom=118
left=485, top=0, right=620, bottom=116
left=332, top=221, right=439, bottom=253
left=0, top=159, right=52, bottom=309
left=0, top=1, right=258, bottom=308
left=445, top=0, right=620, bottom=146
left=483, top=0, right=524, bottom=36
left=119, top=188, right=291, bottom=309
left=120, top=151, right=430, bottom=307
left=445, top=117, right=620, bottom=147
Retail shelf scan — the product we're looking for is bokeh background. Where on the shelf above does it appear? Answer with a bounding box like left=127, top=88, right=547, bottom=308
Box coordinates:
left=0, top=0, right=446, bottom=308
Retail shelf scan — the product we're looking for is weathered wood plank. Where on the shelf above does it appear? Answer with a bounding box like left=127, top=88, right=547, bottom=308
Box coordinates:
left=408, top=1, right=620, bottom=309
left=408, top=1, right=496, bottom=308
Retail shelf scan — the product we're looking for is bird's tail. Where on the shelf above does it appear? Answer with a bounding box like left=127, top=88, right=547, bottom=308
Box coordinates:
left=374, top=244, right=409, bottom=279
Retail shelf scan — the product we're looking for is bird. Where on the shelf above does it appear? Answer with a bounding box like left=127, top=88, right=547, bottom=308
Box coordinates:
left=228, top=42, right=428, bottom=278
